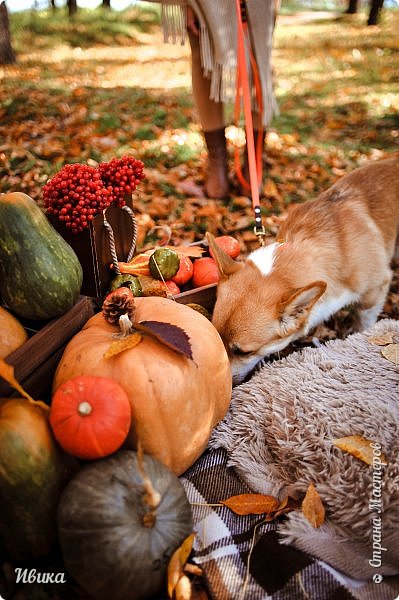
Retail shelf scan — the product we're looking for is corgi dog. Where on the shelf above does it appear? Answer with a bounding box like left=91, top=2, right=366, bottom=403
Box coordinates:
left=207, top=156, right=399, bottom=385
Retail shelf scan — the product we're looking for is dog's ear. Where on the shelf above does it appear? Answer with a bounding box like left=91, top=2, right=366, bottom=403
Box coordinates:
left=206, top=232, right=242, bottom=278
left=278, top=281, right=327, bottom=332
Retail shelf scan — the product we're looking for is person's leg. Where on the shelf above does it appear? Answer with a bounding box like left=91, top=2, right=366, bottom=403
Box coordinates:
left=188, top=29, right=230, bottom=198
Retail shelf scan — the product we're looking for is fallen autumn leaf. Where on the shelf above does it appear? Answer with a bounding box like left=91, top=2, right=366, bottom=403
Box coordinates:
left=221, top=493, right=280, bottom=516
left=302, top=483, right=325, bottom=529
left=333, top=435, right=388, bottom=466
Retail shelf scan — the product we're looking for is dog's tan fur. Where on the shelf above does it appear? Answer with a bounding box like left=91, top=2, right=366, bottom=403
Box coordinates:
left=208, top=156, right=399, bottom=384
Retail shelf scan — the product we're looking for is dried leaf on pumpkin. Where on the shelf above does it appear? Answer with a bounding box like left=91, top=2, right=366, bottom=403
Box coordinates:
left=103, top=332, right=142, bottom=359
left=333, top=435, right=387, bottom=466
left=221, top=493, right=279, bottom=516
left=136, top=321, right=193, bottom=360
left=302, top=483, right=325, bottom=528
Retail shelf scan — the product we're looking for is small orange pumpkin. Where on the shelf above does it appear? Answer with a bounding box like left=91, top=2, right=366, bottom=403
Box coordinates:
left=50, top=375, right=131, bottom=460
left=192, top=257, right=219, bottom=288
left=53, top=297, right=232, bottom=475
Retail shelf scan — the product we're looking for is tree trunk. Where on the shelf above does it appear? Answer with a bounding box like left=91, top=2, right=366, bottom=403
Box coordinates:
left=49, top=0, right=57, bottom=10
left=0, top=1, right=15, bottom=65
left=345, top=0, right=358, bottom=13
left=368, top=0, right=384, bottom=24
left=102, top=0, right=111, bottom=8
left=67, top=0, right=77, bottom=17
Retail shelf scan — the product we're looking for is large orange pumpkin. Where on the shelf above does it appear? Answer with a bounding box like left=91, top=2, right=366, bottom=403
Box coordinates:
left=53, top=297, right=232, bottom=475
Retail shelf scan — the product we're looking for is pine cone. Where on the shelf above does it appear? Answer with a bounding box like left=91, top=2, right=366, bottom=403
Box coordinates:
left=102, top=287, right=135, bottom=325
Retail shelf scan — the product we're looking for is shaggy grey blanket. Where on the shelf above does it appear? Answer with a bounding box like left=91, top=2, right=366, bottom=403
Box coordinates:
left=210, top=319, right=399, bottom=580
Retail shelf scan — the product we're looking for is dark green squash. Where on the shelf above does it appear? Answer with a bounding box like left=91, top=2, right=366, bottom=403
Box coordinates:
left=0, top=397, right=73, bottom=560
left=58, top=450, right=193, bottom=600
left=0, top=192, right=83, bottom=320
left=109, top=273, right=142, bottom=296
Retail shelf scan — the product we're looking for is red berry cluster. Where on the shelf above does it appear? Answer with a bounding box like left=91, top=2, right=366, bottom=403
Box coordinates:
left=99, top=156, right=144, bottom=207
left=43, top=156, right=145, bottom=234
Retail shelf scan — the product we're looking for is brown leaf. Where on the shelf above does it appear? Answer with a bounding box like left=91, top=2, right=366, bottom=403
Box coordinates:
left=333, top=435, right=387, bottom=466
left=302, top=483, right=325, bottom=528
left=136, top=321, right=193, bottom=360
left=167, top=534, right=195, bottom=598
left=103, top=332, right=142, bottom=359
left=263, top=495, right=302, bottom=521
left=381, top=343, right=399, bottom=365
left=368, top=331, right=397, bottom=346
left=221, top=493, right=280, bottom=515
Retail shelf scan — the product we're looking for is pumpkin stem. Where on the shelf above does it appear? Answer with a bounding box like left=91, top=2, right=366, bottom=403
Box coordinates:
left=142, top=512, right=156, bottom=528
left=136, top=441, right=162, bottom=528
left=78, top=401, right=93, bottom=416
left=119, top=314, right=134, bottom=338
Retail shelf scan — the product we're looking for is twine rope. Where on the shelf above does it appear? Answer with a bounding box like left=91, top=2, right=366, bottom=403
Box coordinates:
left=103, top=204, right=138, bottom=275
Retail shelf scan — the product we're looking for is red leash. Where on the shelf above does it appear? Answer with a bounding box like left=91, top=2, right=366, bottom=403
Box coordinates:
left=234, top=0, right=266, bottom=244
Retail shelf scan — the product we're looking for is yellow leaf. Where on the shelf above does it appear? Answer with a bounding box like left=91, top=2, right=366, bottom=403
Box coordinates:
left=167, top=534, right=195, bottom=599
left=368, top=332, right=397, bottom=346
left=333, top=435, right=387, bottom=466
left=103, top=332, right=142, bottom=359
left=381, top=344, right=399, bottom=365
left=174, top=574, right=192, bottom=600
left=302, top=483, right=325, bottom=528
left=221, top=493, right=279, bottom=515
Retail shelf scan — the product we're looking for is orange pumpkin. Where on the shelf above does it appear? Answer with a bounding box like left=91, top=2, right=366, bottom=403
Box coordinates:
left=192, top=257, right=219, bottom=288
left=0, top=306, right=28, bottom=358
left=50, top=375, right=132, bottom=460
left=53, top=297, right=232, bottom=475
left=209, top=235, right=241, bottom=259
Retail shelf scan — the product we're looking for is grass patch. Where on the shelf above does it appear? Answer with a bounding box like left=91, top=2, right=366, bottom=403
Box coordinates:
left=10, top=4, right=160, bottom=50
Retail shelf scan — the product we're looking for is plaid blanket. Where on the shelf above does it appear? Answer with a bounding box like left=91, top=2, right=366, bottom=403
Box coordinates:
left=181, top=448, right=398, bottom=600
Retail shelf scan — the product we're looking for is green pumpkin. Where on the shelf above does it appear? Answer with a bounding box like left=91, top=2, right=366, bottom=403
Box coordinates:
left=0, top=192, right=83, bottom=320
left=58, top=450, right=193, bottom=600
left=109, top=274, right=142, bottom=296
left=149, top=248, right=180, bottom=280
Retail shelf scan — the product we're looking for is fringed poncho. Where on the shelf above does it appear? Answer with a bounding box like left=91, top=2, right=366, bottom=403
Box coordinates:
left=144, top=0, right=278, bottom=126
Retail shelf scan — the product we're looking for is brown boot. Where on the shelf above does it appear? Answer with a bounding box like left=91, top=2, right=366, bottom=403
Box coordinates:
left=203, top=128, right=230, bottom=199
